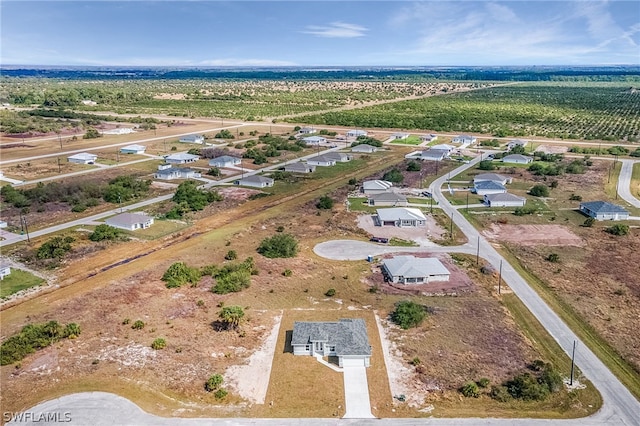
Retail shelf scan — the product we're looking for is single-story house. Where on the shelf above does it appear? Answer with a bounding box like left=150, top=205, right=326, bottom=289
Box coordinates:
left=291, top=318, right=371, bottom=367
left=579, top=201, right=630, bottom=221
left=474, top=181, right=508, bottom=195
left=105, top=213, right=154, bottom=231
left=452, top=135, right=477, bottom=144
left=382, top=255, right=450, bottom=284
left=368, top=192, right=408, bottom=207
left=81, top=99, right=97, bottom=106
left=102, top=127, right=134, bottom=135
left=67, top=152, right=98, bottom=164
left=298, top=127, right=316, bottom=135
left=235, top=175, right=274, bottom=188
left=323, top=152, right=353, bottom=163
left=420, top=134, right=438, bottom=143
left=302, top=136, right=326, bottom=145
left=0, top=263, right=11, bottom=280
left=391, top=132, right=410, bottom=140
left=430, top=144, right=456, bottom=153
left=420, top=149, right=448, bottom=161
left=351, top=144, right=377, bottom=153
left=346, top=129, right=368, bottom=138
left=362, top=180, right=393, bottom=195
left=376, top=207, right=427, bottom=227
left=502, top=154, right=533, bottom=164
left=473, top=173, right=512, bottom=185
left=209, top=155, right=241, bottom=168
left=507, top=139, right=528, bottom=150
left=0, top=220, right=8, bottom=228
left=179, top=134, right=205, bottom=144
left=165, top=153, right=199, bottom=164
left=484, top=193, right=526, bottom=207
left=155, top=167, right=201, bottom=180
left=120, top=144, right=146, bottom=154
left=306, top=155, right=336, bottom=167
left=284, top=162, right=316, bottom=174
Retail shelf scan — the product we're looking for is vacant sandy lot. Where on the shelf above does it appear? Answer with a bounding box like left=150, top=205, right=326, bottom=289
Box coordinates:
left=483, top=224, right=584, bottom=246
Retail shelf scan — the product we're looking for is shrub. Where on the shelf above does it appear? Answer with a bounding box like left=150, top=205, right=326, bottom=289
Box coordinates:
left=546, top=253, right=560, bottom=263
left=62, top=323, right=81, bottom=339
left=410, top=357, right=421, bottom=366
left=207, top=167, right=221, bottom=177
left=224, top=250, right=238, bottom=261
left=89, top=224, right=122, bottom=242
left=529, top=184, right=549, bottom=197
left=214, top=388, right=228, bottom=399
left=490, top=385, right=512, bottom=402
left=606, top=224, right=629, bottom=236
left=316, top=195, right=334, bottom=210
left=569, top=193, right=582, bottom=201
left=583, top=217, right=596, bottom=227
left=218, top=305, right=245, bottom=330
left=36, top=236, right=75, bottom=259
left=477, top=378, right=490, bottom=388
left=132, top=320, right=145, bottom=330
left=506, top=373, right=549, bottom=401
left=391, top=301, right=426, bottom=329
left=406, top=160, right=421, bottom=172
left=348, top=178, right=357, bottom=186
left=324, top=288, right=336, bottom=297
left=513, top=205, right=536, bottom=216
left=257, top=233, right=298, bottom=258
left=276, top=225, right=285, bottom=233
left=212, top=270, right=251, bottom=294
left=122, top=318, right=130, bottom=325
left=282, top=269, right=292, bottom=277
left=460, top=381, right=480, bottom=398
left=83, top=128, right=101, bottom=139
left=151, top=338, right=166, bottom=350
left=1, top=321, right=80, bottom=365
left=204, top=374, right=223, bottom=392
left=478, top=160, right=496, bottom=170
left=162, top=262, right=202, bottom=288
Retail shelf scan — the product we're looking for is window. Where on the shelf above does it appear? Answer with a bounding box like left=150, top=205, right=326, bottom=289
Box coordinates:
left=305, top=345, right=311, bottom=351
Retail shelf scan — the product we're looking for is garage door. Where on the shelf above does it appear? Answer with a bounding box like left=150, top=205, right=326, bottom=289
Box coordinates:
left=342, top=357, right=366, bottom=367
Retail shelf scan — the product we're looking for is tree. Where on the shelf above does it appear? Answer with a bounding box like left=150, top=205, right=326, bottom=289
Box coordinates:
left=461, top=381, right=480, bottom=398
left=162, top=262, right=202, bottom=288
left=529, top=184, right=549, bottom=197
left=316, top=195, right=334, bottom=210
left=89, top=224, right=122, bottom=242
left=406, top=160, right=421, bottom=172
left=207, top=167, right=221, bottom=177
left=478, top=160, right=496, bottom=171
left=257, top=233, right=298, bottom=258
left=391, top=301, right=426, bottom=329
left=205, top=374, right=223, bottom=392
left=382, top=169, right=404, bottom=184
left=83, top=128, right=101, bottom=139
left=218, top=305, right=245, bottom=330
left=172, top=181, right=222, bottom=214
left=606, top=223, right=629, bottom=236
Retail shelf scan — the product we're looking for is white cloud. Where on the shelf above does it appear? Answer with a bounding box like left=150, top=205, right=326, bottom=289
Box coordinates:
left=302, top=22, right=368, bottom=38
left=198, top=58, right=297, bottom=67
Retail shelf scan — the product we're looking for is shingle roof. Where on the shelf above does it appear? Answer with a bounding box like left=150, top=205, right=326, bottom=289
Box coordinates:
left=369, top=192, right=407, bottom=202
left=474, top=181, right=507, bottom=191
left=210, top=155, right=240, bottom=164
left=580, top=201, right=629, bottom=214
left=303, top=136, right=326, bottom=142
left=484, top=193, right=526, bottom=203
left=363, top=180, right=393, bottom=191
left=307, top=154, right=335, bottom=163
left=291, top=319, right=371, bottom=356
left=421, top=149, right=447, bottom=159
left=68, top=152, right=97, bottom=160
left=323, top=152, right=351, bottom=161
left=351, top=144, right=377, bottom=152
left=106, top=213, right=153, bottom=227
left=383, top=256, right=449, bottom=279
left=474, top=173, right=509, bottom=183
left=502, top=154, right=531, bottom=162
left=376, top=207, right=426, bottom=222
left=285, top=162, right=315, bottom=172
left=121, top=144, right=146, bottom=152
left=239, top=175, right=273, bottom=184
left=166, top=153, right=199, bottom=161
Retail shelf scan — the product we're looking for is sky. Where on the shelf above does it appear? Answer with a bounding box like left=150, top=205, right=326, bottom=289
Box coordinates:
left=1, top=1, right=639, bottom=67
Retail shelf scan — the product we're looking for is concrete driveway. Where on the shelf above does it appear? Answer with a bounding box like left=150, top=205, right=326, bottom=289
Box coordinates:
left=342, top=366, right=375, bottom=419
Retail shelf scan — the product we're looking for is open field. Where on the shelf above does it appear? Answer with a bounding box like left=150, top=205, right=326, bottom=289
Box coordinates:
left=632, top=162, right=640, bottom=198
left=292, top=83, right=640, bottom=142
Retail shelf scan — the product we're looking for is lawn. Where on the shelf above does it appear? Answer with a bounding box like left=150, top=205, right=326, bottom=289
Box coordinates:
left=632, top=162, right=640, bottom=198
left=390, top=135, right=421, bottom=145
left=120, top=219, right=192, bottom=240
left=0, top=269, right=45, bottom=298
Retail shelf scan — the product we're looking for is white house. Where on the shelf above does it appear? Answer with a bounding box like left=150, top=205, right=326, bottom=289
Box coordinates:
left=209, top=155, right=241, bottom=168
left=298, top=127, right=316, bottom=135
left=474, top=181, right=507, bottom=195
left=165, top=153, right=199, bottom=164
left=67, top=152, right=97, bottom=164
left=579, top=201, right=630, bottom=221
left=105, top=213, right=154, bottom=231
left=382, top=256, right=450, bottom=284
left=452, top=135, right=477, bottom=144
left=120, top=144, right=146, bottom=154
left=484, top=193, right=526, bottom=207
left=102, top=127, right=134, bottom=135
left=291, top=318, right=371, bottom=367
left=362, top=180, right=393, bottom=195
left=0, top=263, right=11, bottom=280
left=346, top=129, right=368, bottom=138
left=81, top=100, right=97, bottom=106
left=368, top=192, right=408, bottom=207
left=430, top=144, right=456, bottom=153
left=306, top=155, right=336, bottom=167
left=420, top=134, right=438, bottom=143
left=179, top=134, right=205, bottom=144
left=235, top=175, right=274, bottom=188
left=0, top=220, right=7, bottom=228
left=502, top=154, right=532, bottom=164
left=391, top=132, right=410, bottom=140
left=351, top=144, right=378, bottom=153
left=507, top=139, right=528, bottom=150
left=376, top=207, right=427, bottom=227
left=323, top=152, right=352, bottom=163
left=154, top=166, right=201, bottom=180
left=420, top=149, right=448, bottom=161
left=284, top=162, right=316, bottom=174
left=473, top=173, right=512, bottom=185
left=302, top=136, right=326, bottom=145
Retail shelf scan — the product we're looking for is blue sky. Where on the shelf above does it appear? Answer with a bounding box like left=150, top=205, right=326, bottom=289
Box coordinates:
left=1, top=1, right=638, bottom=66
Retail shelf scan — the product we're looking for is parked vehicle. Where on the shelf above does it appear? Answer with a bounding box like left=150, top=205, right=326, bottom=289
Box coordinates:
left=370, top=237, right=389, bottom=244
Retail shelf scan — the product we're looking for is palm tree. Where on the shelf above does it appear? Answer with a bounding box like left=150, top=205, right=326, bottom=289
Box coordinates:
left=218, top=306, right=244, bottom=330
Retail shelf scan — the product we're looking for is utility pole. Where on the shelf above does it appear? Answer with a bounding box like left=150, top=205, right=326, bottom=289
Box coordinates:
left=118, top=194, right=122, bottom=213
left=58, top=133, right=62, bottom=149
left=116, top=150, right=120, bottom=163
left=449, top=213, right=453, bottom=239
left=57, top=157, right=61, bottom=173
left=570, top=340, right=577, bottom=386
left=476, top=236, right=480, bottom=265
left=430, top=196, right=433, bottom=213
left=498, top=260, right=503, bottom=295
left=20, top=212, right=30, bottom=243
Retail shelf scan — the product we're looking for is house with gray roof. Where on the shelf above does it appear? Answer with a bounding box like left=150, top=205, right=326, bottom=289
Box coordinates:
left=298, top=127, right=316, bottom=135
left=391, top=132, right=410, bottom=140
left=473, top=173, right=512, bottom=185
left=579, top=201, right=630, bottom=221
left=306, top=155, right=336, bottom=167
left=235, top=175, right=274, bottom=188
left=67, top=152, right=97, bottom=164
left=368, top=192, right=408, bottom=207
left=284, top=162, right=316, bottom=174
left=302, top=136, right=326, bottom=145
left=179, top=134, right=204, bottom=144
left=502, top=154, right=532, bottom=164
left=165, top=153, right=199, bottom=164
left=473, top=180, right=507, bottom=195
left=0, top=263, right=11, bottom=280
left=120, top=144, right=146, bottom=155
left=351, top=143, right=378, bottom=153
left=507, top=139, right=528, bottom=150
left=484, top=193, right=526, bottom=207
left=420, top=134, right=438, bottom=143
left=452, top=135, right=477, bottom=144
left=291, top=318, right=372, bottom=367
left=346, top=129, right=368, bottom=138
left=324, top=152, right=353, bottom=163
left=105, top=213, right=154, bottom=231
left=209, top=155, right=241, bottom=168
left=376, top=207, right=427, bottom=227
left=154, top=166, right=201, bottom=180
left=382, top=255, right=450, bottom=284
left=420, top=149, right=448, bottom=161
left=362, top=180, right=393, bottom=195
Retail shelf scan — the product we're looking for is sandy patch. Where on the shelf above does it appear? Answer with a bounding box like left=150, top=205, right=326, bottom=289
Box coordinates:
left=216, top=187, right=263, bottom=201
left=96, top=341, right=157, bottom=368
left=535, top=144, right=568, bottom=154
left=483, top=223, right=584, bottom=246
left=225, top=313, right=282, bottom=404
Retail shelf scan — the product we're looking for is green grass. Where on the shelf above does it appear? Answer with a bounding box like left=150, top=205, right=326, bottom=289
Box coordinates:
left=604, top=161, right=622, bottom=199
left=121, top=219, right=192, bottom=240
left=631, top=163, right=640, bottom=198
left=0, top=269, right=45, bottom=298
left=346, top=197, right=375, bottom=212
left=390, top=135, right=421, bottom=145
left=388, top=237, right=418, bottom=247
left=406, top=197, right=431, bottom=205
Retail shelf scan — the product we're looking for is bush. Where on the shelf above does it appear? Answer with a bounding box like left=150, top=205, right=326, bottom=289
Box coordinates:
left=207, top=167, right=221, bottom=177
left=89, top=224, right=122, bottom=242
left=83, top=128, right=101, bottom=139
left=478, top=160, right=496, bottom=170
left=1, top=321, right=81, bottom=365
left=132, top=320, right=145, bottom=330
left=506, top=373, right=549, bottom=401
left=36, top=236, right=75, bottom=259
left=257, top=233, right=298, bottom=258
left=224, top=250, right=237, bottom=261
left=460, top=381, right=480, bottom=398
left=324, top=288, right=336, bottom=297
left=606, top=223, right=629, bottom=236
left=151, top=338, right=166, bottom=350
left=410, top=357, right=421, bottom=366
left=529, top=184, right=550, bottom=197
left=348, top=178, right=357, bottom=186
left=406, top=160, right=421, bottom=172
left=162, top=262, right=202, bottom=288
left=546, top=253, right=560, bottom=263
left=391, top=301, right=426, bottom=329
left=583, top=217, right=596, bottom=227
left=477, top=378, right=490, bottom=388
left=316, top=195, right=334, bottom=210
left=513, top=205, right=536, bottom=216
left=490, top=385, right=512, bottom=402
left=212, top=270, right=251, bottom=294
left=218, top=305, right=245, bottom=330
left=204, top=374, right=223, bottom=392
left=569, top=193, right=582, bottom=201
left=282, top=269, right=292, bottom=277
left=382, top=169, right=404, bottom=183
left=214, top=388, right=228, bottom=399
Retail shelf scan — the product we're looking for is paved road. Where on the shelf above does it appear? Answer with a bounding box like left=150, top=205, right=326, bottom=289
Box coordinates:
left=618, top=159, right=640, bottom=208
